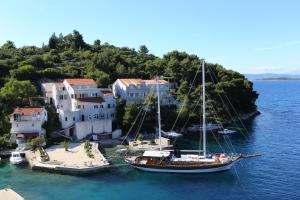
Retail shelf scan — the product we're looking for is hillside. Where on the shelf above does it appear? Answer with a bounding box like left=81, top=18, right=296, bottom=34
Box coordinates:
left=0, top=30, right=258, bottom=145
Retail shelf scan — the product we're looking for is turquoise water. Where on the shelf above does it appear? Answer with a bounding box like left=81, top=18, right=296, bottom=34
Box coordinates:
left=1, top=81, right=300, bottom=200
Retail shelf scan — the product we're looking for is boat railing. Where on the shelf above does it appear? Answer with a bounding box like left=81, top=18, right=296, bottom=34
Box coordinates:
left=161, top=150, right=205, bottom=153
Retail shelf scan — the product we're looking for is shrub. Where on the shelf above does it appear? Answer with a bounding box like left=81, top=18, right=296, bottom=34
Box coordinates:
left=84, top=140, right=93, bottom=158
left=0, top=134, right=17, bottom=150
left=61, top=140, right=70, bottom=151
left=137, top=134, right=144, bottom=141
left=84, top=140, right=90, bottom=150
left=27, top=137, right=45, bottom=150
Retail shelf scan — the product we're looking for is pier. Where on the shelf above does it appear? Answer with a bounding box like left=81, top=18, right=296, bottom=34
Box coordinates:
left=0, top=188, right=24, bottom=200
left=25, top=142, right=110, bottom=175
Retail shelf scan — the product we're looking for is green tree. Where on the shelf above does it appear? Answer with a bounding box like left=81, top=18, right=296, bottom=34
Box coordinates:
left=116, top=99, right=126, bottom=128
left=72, top=30, right=86, bottom=49
left=48, top=33, right=59, bottom=49
left=0, top=79, right=37, bottom=106
left=1, top=41, right=16, bottom=49
left=93, top=39, right=101, bottom=49
left=138, top=45, right=149, bottom=54
left=122, top=103, right=140, bottom=133
left=10, top=64, right=37, bottom=80
left=84, top=67, right=110, bottom=87
left=27, top=137, right=45, bottom=150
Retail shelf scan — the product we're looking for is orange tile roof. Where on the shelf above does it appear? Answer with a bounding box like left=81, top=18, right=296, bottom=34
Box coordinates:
left=65, top=79, right=96, bottom=85
left=118, top=79, right=168, bottom=87
left=76, top=97, right=105, bottom=103
left=119, top=79, right=143, bottom=87
left=13, top=107, right=45, bottom=116
left=144, top=79, right=168, bottom=85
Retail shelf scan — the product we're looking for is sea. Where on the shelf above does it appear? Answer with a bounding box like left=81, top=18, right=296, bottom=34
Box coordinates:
left=0, top=80, right=300, bottom=200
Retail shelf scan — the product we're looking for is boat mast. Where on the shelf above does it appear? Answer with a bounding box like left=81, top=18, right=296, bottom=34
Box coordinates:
left=156, top=76, right=162, bottom=152
left=202, top=60, right=206, bottom=157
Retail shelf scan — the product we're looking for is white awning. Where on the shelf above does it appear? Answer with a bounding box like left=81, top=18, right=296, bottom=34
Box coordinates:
left=143, top=151, right=170, bottom=157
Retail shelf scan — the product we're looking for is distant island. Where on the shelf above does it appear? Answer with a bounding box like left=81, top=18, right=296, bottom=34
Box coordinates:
left=245, top=73, right=300, bottom=81
left=258, top=77, right=300, bottom=81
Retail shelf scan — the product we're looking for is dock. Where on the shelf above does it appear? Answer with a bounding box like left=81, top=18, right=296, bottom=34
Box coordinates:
left=25, top=142, right=110, bottom=175
left=0, top=188, right=24, bottom=200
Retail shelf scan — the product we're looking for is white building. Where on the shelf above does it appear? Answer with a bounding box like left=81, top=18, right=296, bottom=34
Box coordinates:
left=42, top=79, right=116, bottom=140
left=41, top=82, right=54, bottom=104
left=112, top=79, right=177, bottom=105
left=10, top=107, right=47, bottom=148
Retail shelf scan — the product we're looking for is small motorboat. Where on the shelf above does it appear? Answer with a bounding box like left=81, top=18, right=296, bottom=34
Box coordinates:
left=115, top=148, right=127, bottom=154
left=9, top=151, right=25, bottom=164
left=218, top=129, right=237, bottom=135
left=162, top=131, right=183, bottom=138
left=187, top=123, right=222, bottom=132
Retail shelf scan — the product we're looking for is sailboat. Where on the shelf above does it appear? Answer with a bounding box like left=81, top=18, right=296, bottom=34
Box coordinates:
left=127, top=61, right=243, bottom=173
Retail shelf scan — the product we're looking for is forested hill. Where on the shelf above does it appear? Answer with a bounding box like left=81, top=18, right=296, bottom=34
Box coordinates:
left=0, top=30, right=258, bottom=139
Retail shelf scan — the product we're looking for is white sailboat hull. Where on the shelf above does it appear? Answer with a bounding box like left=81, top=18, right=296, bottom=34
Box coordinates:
left=133, top=161, right=236, bottom=173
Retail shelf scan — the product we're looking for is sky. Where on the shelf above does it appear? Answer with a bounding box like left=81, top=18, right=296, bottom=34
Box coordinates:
left=1, top=0, right=300, bottom=74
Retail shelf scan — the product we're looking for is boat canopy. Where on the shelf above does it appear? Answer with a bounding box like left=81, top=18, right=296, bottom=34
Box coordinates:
left=143, top=151, right=170, bottom=157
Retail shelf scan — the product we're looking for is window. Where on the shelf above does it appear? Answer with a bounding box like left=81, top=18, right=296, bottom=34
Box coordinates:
left=32, top=123, right=34, bottom=127
left=16, top=123, right=19, bottom=127
left=94, top=114, right=98, bottom=119
left=100, top=105, right=103, bottom=108
left=57, top=105, right=60, bottom=109
left=71, top=94, right=74, bottom=99
left=94, top=105, right=98, bottom=109
left=130, top=93, right=133, bottom=97
left=77, top=105, right=81, bottom=109
left=82, top=105, right=85, bottom=109
left=111, top=114, right=115, bottom=118
left=65, top=117, right=68, bottom=121
left=62, top=87, right=65, bottom=91
left=108, top=104, right=111, bottom=108
left=59, top=95, right=64, bottom=100
left=73, top=117, right=75, bottom=121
